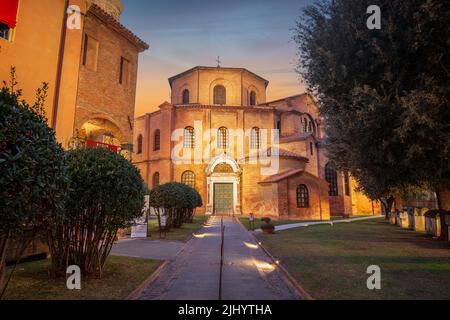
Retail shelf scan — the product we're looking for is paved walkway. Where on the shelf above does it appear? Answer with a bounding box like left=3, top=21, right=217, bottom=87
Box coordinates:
left=111, top=239, right=184, bottom=261
left=255, top=215, right=384, bottom=233
left=137, top=216, right=301, bottom=300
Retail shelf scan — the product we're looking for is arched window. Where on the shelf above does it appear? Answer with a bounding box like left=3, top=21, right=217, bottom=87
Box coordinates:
left=344, top=172, right=351, bottom=196
left=310, top=120, right=317, bottom=134
left=217, top=127, right=229, bottom=149
left=250, top=127, right=260, bottom=149
left=153, top=172, right=160, bottom=187
left=184, top=126, right=195, bottom=149
left=182, top=89, right=190, bottom=104
left=181, top=171, right=195, bottom=189
left=302, top=118, right=308, bottom=133
left=302, top=115, right=316, bottom=134
left=325, top=163, right=338, bottom=196
left=154, top=130, right=161, bottom=151
left=297, top=185, right=309, bottom=208
left=249, top=91, right=256, bottom=106
left=137, top=134, right=143, bottom=155
left=214, top=85, right=226, bottom=105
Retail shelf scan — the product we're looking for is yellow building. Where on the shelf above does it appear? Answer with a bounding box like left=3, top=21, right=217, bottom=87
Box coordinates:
left=134, top=66, right=380, bottom=219
left=0, top=0, right=148, bottom=154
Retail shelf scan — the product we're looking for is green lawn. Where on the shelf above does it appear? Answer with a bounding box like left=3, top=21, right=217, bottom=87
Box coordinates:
left=257, top=219, right=450, bottom=300
left=147, top=215, right=209, bottom=242
left=3, top=256, right=161, bottom=300
left=239, top=217, right=320, bottom=230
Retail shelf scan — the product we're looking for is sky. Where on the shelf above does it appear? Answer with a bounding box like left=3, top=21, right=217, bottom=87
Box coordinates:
left=120, top=0, right=313, bottom=116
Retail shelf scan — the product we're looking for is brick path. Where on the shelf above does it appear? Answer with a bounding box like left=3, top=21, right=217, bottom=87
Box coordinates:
left=137, top=216, right=302, bottom=300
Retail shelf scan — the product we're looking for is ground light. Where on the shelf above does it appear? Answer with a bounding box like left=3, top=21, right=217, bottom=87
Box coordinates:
left=192, top=233, right=215, bottom=239
left=254, top=260, right=276, bottom=272
left=243, top=241, right=259, bottom=249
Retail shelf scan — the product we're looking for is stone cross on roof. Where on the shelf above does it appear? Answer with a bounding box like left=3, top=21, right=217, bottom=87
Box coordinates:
left=216, top=56, right=222, bottom=68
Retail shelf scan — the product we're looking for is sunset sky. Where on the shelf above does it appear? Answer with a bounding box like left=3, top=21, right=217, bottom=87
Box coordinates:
left=120, top=0, right=312, bottom=117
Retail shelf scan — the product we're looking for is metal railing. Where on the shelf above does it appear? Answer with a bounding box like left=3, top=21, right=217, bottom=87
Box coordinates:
left=86, top=140, right=120, bottom=153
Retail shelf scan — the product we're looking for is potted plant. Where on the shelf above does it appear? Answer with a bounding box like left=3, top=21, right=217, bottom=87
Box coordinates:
left=261, top=217, right=275, bottom=234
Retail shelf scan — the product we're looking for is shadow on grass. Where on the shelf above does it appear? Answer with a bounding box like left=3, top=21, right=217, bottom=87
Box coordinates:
left=4, top=256, right=161, bottom=300
left=257, top=219, right=450, bottom=300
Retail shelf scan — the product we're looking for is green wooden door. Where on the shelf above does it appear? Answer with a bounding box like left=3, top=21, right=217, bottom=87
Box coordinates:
left=214, top=183, right=234, bottom=215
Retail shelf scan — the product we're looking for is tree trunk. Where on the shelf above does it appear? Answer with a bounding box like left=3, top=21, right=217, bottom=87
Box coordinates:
left=436, top=186, right=450, bottom=241
left=381, top=196, right=395, bottom=220
left=380, top=199, right=388, bottom=220
left=0, top=233, right=10, bottom=297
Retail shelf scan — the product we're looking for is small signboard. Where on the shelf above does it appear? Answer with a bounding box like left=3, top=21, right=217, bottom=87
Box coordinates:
left=160, top=214, right=167, bottom=228
left=131, top=196, right=149, bottom=238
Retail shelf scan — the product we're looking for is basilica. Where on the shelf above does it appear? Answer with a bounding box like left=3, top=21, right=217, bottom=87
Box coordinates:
left=134, top=66, right=379, bottom=219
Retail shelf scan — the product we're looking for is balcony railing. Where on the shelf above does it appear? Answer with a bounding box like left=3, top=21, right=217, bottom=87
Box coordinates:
left=86, top=140, right=120, bottom=153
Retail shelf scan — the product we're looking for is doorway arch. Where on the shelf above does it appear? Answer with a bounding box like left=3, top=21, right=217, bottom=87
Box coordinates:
left=205, top=154, right=242, bottom=216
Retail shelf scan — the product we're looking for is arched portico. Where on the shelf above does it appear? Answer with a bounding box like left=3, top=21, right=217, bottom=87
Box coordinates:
left=79, top=117, right=124, bottom=144
left=74, top=117, right=132, bottom=160
left=205, top=154, right=242, bottom=216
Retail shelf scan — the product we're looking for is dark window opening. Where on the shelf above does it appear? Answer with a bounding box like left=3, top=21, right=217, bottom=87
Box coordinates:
left=182, top=89, right=190, bottom=104
left=0, top=23, right=10, bottom=40
left=153, top=172, right=160, bottom=187
left=154, top=130, right=161, bottom=151
left=249, top=91, right=256, bottom=106
left=120, top=57, right=130, bottom=85
left=82, top=35, right=88, bottom=66
left=297, top=185, right=309, bottom=208
left=214, top=85, right=226, bottom=105
left=137, top=135, right=143, bottom=154
left=325, top=163, right=338, bottom=196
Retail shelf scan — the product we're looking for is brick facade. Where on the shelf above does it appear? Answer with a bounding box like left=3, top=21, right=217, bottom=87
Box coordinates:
left=0, top=1, right=148, bottom=150
left=74, top=3, right=148, bottom=152
left=135, top=66, right=380, bottom=219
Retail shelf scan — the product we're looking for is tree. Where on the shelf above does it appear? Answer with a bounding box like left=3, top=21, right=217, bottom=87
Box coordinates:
left=294, top=0, right=449, bottom=239
left=148, top=182, right=203, bottom=229
left=47, top=148, right=146, bottom=277
left=0, top=71, right=67, bottom=296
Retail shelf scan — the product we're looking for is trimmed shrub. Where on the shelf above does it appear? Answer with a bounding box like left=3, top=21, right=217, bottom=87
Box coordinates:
left=47, top=148, right=146, bottom=277
left=149, top=182, right=203, bottom=228
left=261, top=217, right=272, bottom=224
left=183, top=185, right=203, bottom=223
left=0, top=84, right=67, bottom=294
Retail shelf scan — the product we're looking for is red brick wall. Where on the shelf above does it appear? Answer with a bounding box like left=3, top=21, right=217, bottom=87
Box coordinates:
left=74, top=10, right=140, bottom=144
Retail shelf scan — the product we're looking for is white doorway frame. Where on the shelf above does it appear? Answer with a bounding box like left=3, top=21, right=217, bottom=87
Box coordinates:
left=205, top=154, right=242, bottom=215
